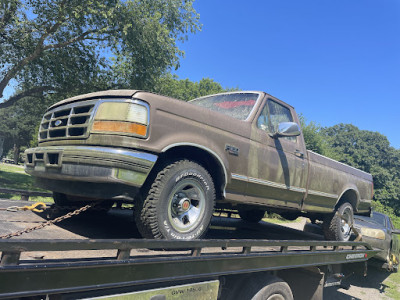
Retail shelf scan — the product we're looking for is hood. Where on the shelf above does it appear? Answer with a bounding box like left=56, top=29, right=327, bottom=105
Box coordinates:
left=48, top=89, right=140, bottom=111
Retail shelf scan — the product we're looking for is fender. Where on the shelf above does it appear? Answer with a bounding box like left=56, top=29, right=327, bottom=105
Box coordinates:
left=336, top=185, right=360, bottom=210
left=162, top=142, right=229, bottom=197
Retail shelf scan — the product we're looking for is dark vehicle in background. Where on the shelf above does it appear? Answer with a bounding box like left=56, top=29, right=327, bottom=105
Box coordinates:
left=354, top=211, right=400, bottom=271
left=1, top=158, right=15, bottom=164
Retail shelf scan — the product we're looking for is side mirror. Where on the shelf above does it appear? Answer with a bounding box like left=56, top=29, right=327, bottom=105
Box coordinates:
left=393, top=229, right=400, bottom=235
left=274, top=122, right=301, bottom=137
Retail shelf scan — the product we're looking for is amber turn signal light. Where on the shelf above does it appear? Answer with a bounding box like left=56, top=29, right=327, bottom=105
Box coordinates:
left=92, top=120, right=147, bottom=137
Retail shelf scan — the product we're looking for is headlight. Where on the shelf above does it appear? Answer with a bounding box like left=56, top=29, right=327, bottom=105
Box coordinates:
left=360, top=227, right=386, bottom=240
left=92, top=101, right=149, bottom=137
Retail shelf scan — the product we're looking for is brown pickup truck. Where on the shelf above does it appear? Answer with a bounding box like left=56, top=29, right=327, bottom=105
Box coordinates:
left=25, top=90, right=373, bottom=241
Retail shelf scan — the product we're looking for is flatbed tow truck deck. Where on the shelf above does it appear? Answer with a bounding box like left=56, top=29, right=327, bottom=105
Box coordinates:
left=0, top=200, right=380, bottom=300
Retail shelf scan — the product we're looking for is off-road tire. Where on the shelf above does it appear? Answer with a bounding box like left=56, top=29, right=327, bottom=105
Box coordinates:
left=236, top=274, right=293, bottom=300
left=134, top=160, right=215, bottom=240
left=238, top=208, right=265, bottom=223
left=323, top=202, right=354, bottom=241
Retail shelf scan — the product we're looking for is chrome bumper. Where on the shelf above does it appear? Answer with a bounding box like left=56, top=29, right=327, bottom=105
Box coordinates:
left=24, top=146, right=157, bottom=187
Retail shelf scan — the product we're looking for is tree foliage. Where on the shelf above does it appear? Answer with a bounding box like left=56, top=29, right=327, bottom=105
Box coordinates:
left=299, top=115, right=331, bottom=157
left=0, top=96, right=51, bottom=162
left=152, top=74, right=235, bottom=101
left=302, top=121, right=400, bottom=216
left=0, top=0, right=200, bottom=108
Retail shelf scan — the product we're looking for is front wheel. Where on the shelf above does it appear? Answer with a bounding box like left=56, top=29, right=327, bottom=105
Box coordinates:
left=134, top=160, right=215, bottom=240
left=323, top=202, right=354, bottom=241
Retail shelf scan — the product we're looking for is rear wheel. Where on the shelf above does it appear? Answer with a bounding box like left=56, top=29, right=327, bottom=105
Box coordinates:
left=323, top=202, right=354, bottom=241
left=134, top=160, right=215, bottom=240
left=238, top=208, right=265, bottom=223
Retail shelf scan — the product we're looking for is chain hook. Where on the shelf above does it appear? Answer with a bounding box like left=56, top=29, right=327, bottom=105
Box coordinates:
left=6, top=206, right=19, bottom=212
left=21, top=202, right=48, bottom=213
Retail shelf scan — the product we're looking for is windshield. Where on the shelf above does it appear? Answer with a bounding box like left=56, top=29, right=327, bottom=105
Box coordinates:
left=371, top=212, right=386, bottom=227
left=190, top=92, right=259, bottom=120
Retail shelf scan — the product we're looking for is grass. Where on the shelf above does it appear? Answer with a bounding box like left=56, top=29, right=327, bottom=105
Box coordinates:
left=0, top=163, right=53, bottom=202
left=385, top=271, right=400, bottom=299
left=262, top=216, right=301, bottom=224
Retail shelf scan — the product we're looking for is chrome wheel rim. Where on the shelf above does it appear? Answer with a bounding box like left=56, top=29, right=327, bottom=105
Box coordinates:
left=267, top=294, right=285, bottom=300
left=341, top=207, right=352, bottom=239
left=168, top=179, right=206, bottom=233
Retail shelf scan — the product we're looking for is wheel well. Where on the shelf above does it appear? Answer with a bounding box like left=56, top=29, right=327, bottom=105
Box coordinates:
left=336, top=189, right=358, bottom=211
left=155, top=146, right=226, bottom=200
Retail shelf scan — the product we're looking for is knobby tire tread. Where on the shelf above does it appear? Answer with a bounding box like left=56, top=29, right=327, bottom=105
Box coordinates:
left=324, top=213, right=339, bottom=241
left=134, top=161, right=175, bottom=239
left=324, top=202, right=353, bottom=241
left=135, top=159, right=215, bottom=239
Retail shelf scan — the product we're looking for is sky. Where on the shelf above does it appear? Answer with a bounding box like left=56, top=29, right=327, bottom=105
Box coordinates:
left=174, top=0, right=400, bottom=148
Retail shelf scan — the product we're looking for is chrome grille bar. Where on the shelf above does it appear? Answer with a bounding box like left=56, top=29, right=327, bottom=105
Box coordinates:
left=38, top=101, right=96, bottom=142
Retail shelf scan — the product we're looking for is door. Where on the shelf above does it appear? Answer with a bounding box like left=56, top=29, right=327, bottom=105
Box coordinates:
left=246, top=99, right=307, bottom=209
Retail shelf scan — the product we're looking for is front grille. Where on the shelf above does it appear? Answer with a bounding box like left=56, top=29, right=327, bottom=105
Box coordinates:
left=39, top=101, right=96, bottom=142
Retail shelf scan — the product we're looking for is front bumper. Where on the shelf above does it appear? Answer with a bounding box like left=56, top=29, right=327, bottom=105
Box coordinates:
left=25, top=146, right=157, bottom=199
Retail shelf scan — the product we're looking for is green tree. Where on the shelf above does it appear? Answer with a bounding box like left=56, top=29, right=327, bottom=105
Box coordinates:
left=0, top=0, right=200, bottom=108
left=321, top=124, right=400, bottom=214
left=152, top=74, right=235, bottom=101
left=0, top=96, right=51, bottom=162
left=299, top=115, right=331, bottom=156
left=321, top=124, right=395, bottom=172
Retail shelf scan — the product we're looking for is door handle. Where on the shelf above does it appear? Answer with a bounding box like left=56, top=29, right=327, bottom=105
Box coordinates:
left=295, top=150, right=304, bottom=158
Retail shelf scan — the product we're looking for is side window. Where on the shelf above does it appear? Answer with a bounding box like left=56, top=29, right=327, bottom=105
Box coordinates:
left=257, top=105, right=269, bottom=132
left=268, top=100, right=296, bottom=142
left=268, top=100, right=293, bottom=132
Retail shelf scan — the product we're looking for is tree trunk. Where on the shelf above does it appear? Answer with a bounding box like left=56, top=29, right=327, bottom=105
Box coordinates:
left=13, top=143, right=20, bottom=164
